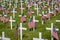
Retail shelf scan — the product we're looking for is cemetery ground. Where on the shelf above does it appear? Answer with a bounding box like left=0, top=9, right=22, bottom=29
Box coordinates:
left=0, top=0, right=60, bottom=40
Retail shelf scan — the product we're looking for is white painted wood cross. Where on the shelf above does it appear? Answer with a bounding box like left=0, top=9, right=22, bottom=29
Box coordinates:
left=19, top=23, right=27, bottom=40
left=0, top=32, right=10, bottom=40
left=11, top=8, right=17, bottom=18
left=56, top=20, right=60, bottom=22
left=15, top=0, right=18, bottom=4
left=33, top=16, right=39, bottom=31
left=9, top=0, right=12, bottom=9
left=33, top=32, right=47, bottom=40
left=9, top=16, right=16, bottom=30
left=20, top=0, right=25, bottom=14
left=14, top=0, right=18, bottom=8
left=35, top=4, right=40, bottom=15
left=51, top=0, right=54, bottom=10
left=46, top=23, right=59, bottom=40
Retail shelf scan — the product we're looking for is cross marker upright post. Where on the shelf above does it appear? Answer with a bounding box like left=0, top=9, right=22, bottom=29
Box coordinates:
left=35, top=4, right=40, bottom=16
left=19, top=23, right=27, bottom=40
left=33, top=16, right=39, bottom=31
left=0, top=32, right=10, bottom=40
left=11, top=8, right=17, bottom=18
left=9, top=16, right=16, bottom=30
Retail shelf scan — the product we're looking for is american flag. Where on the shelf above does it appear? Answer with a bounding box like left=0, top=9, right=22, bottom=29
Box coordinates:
left=4, top=17, right=9, bottom=23
left=14, top=25, right=18, bottom=36
left=52, top=28, right=59, bottom=40
left=46, top=11, right=50, bottom=18
left=28, top=17, right=34, bottom=28
left=4, top=8, right=9, bottom=14
left=20, top=13, right=26, bottom=22
left=0, top=14, right=5, bottom=22
left=42, top=4, right=44, bottom=11
left=52, top=8, right=56, bottom=15
left=28, top=10, right=32, bottom=16
left=0, top=5, right=2, bottom=11
left=41, top=14, right=45, bottom=21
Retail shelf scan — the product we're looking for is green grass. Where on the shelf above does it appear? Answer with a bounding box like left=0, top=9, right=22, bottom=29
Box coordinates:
left=0, top=0, right=60, bottom=40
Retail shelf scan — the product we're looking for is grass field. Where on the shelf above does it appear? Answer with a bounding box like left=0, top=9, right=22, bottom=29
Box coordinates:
left=0, top=0, right=60, bottom=40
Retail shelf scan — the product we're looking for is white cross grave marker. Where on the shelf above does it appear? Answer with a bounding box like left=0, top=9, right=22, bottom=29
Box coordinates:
left=33, top=16, right=39, bottom=31
left=14, top=0, right=18, bottom=8
left=56, top=20, right=60, bottom=22
left=35, top=4, right=40, bottom=15
left=19, top=23, right=27, bottom=40
left=0, top=32, right=10, bottom=40
left=9, top=16, right=16, bottom=30
left=19, top=0, right=26, bottom=17
left=15, top=0, right=18, bottom=4
left=46, top=23, right=59, bottom=40
left=11, top=8, right=17, bottom=18
left=20, top=0, right=25, bottom=14
left=33, top=32, right=47, bottom=40
left=8, top=0, right=12, bottom=9
left=19, top=0, right=25, bottom=17
left=52, top=0, right=54, bottom=10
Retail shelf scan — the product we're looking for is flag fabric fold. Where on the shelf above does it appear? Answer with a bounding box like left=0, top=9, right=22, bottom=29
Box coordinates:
left=52, top=28, right=59, bottom=40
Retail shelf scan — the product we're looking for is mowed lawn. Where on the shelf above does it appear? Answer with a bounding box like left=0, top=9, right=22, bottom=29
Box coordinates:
left=0, top=0, right=60, bottom=40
